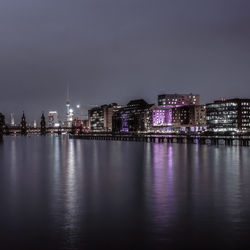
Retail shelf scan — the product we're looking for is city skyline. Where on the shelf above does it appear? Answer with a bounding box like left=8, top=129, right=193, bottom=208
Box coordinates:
left=0, top=0, right=250, bottom=121
left=1, top=90, right=249, bottom=124
left=1, top=1, right=250, bottom=250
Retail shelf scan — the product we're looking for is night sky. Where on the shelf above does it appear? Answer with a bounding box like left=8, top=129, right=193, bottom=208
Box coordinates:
left=0, top=0, right=250, bottom=122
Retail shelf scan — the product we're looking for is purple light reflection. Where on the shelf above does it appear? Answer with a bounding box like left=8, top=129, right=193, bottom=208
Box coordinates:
left=152, top=143, right=175, bottom=232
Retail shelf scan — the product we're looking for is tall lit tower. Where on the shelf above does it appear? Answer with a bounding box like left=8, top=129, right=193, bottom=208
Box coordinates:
left=66, top=86, right=70, bottom=117
left=10, top=113, right=15, bottom=126
left=66, top=86, right=74, bottom=127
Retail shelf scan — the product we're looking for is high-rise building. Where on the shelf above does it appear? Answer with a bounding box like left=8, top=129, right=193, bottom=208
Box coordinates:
left=206, top=98, right=250, bottom=132
left=48, top=111, right=59, bottom=127
left=158, top=93, right=200, bottom=108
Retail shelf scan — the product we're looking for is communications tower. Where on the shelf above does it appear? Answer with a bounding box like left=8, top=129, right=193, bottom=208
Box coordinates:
left=66, top=86, right=74, bottom=127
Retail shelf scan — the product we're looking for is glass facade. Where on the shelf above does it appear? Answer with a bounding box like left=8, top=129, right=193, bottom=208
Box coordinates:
left=206, top=99, right=250, bottom=132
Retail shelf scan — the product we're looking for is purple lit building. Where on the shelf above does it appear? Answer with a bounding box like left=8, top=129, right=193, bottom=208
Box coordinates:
left=152, top=109, right=172, bottom=131
left=151, top=93, right=203, bottom=132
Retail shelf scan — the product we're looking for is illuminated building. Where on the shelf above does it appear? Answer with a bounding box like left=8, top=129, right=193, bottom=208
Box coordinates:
left=112, top=99, right=157, bottom=132
left=72, top=118, right=89, bottom=133
left=158, top=93, right=200, bottom=108
left=206, top=98, right=250, bottom=132
left=171, top=105, right=206, bottom=132
left=48, top=111, right=59, bottom=127
left=152, top=108, right=172, bottom=130
left=88, top=103, right=121, bottom=131
left=88, top=105, right=106, bottom=131
left=195, top=105, right=206, bottom=127
left=152, top=94, right=202, bottom=132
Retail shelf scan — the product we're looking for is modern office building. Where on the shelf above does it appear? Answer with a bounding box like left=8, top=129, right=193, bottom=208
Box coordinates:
left=88, top=106, right=106, bottom=130
left=48, top=111, right=59, bottom=127
left=206, top=98, right=250, bottom=132
left=88, top=103, right=121, bottom=131
left=112, top=99, right=157, bottom=132
left=158, top=93, right=200, bottom=108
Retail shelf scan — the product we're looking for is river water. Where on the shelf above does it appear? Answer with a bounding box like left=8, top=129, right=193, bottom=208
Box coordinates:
left=0, top=135, right=250, bottom=249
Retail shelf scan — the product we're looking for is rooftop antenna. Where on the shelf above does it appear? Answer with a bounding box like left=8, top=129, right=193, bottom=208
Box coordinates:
left=66, top=85, right=70, bottom=105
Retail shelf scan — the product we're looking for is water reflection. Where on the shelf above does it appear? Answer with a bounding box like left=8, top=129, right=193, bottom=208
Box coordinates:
left=152, top=143, right=174, bottom=233
left=1, top=136, right=250, bottom=249
left=63, top=138, right=78, bottom=247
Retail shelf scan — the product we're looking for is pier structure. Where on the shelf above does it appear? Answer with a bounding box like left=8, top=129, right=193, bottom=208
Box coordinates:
left=69, top=133, right=250, bottom=146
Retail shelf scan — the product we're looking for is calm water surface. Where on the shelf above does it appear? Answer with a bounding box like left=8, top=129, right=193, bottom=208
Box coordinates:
left=0, top=135, right=250, bottom=249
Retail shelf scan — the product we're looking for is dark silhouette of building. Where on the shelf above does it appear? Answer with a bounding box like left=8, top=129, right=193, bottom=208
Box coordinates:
left=40, top=113, right=46, bottom=135
left=20, top=112, right=27, bottom=135
left=172, top=105, right=196, bottom=127
left=112, top=99, right=157, bottom=133
left=0, top=113, right=5, bottom=139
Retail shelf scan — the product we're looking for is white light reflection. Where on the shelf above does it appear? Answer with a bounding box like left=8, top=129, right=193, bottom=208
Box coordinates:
left=9, top=137, right=18, bottom=217
left=63, top=137, right=78, bottom=245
